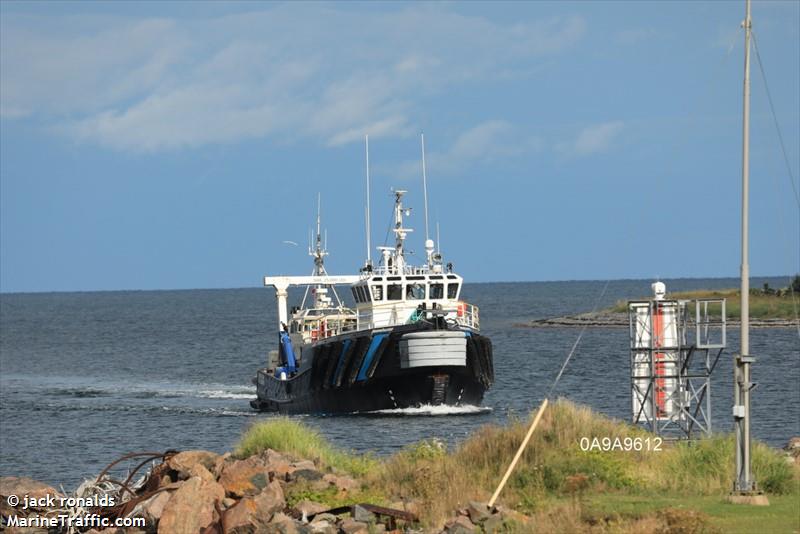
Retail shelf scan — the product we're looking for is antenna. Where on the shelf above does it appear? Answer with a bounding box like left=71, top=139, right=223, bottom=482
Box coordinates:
left=436, top=221, right=441, bottom=254
left=421, top=133, right=430, bottom=241
left=316, top=193, right=321, bottom=243
left=365, top=135, right=372, bottom=264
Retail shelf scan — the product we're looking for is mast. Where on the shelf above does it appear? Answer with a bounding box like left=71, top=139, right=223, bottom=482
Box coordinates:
left=735, top=0, right=755, bottom=493
left=391, top=190, right=412, bottom=273
left=421, top=133, right=435, bottom=268
left=311, top=193, right=327, bottom=276
left=302, top=194, right=344, bottom=310
left=421, top=133, right=430, bottom=242
left=365, top=135, right=372, bottom=267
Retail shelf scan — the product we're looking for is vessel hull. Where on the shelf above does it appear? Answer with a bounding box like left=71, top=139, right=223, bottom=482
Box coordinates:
left=252, top=325, right=493, bottom=415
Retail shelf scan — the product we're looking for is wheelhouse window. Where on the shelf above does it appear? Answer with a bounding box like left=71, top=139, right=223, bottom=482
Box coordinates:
left=351, top=287, right=359, bottom=302
left=371, top=285, right=383, bottom=301
left=429, top=283, right=444, bottom=299
left=447, top=283, right=460, bottom=299
left=387, top=284, right=402, bottom=300
left=406, top=283, right=425, bottom=300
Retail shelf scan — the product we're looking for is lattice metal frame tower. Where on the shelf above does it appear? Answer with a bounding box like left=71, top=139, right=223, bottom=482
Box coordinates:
left=628, top=288, right=726, bottom=439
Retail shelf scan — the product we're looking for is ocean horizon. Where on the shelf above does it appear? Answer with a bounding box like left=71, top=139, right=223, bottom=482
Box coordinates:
left=1, top=276, right=797, bottom=488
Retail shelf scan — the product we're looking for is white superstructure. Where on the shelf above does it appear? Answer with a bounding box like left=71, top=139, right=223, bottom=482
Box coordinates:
left=350, top=190, right=479, bottom=332
left=263, top=190, right=479, bottom=346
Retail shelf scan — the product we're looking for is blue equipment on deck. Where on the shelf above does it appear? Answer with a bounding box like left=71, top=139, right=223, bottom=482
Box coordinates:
left=276, top=330, right=297, bottom=376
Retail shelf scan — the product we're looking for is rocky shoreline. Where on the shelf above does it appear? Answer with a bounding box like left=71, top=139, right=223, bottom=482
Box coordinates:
left=517, top=311, right=797, bottom=328
left=1, top=449, right=522, bottom=534
left=3, top=408, right=798, bottom=534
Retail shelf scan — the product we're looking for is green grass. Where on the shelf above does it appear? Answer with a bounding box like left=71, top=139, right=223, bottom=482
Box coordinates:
left=611, top=288, right=800, bottom=320
left=282, top=479, right=390, bottom=510
left=583, top=492, right=800, bottom=534
left=234, top=402, right=799, bottom=531
left=235, top=417, right=378, bottom=477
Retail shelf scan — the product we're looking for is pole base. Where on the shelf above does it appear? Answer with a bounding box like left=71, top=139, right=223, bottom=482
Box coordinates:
left=726, top=492, right=770, bottom=506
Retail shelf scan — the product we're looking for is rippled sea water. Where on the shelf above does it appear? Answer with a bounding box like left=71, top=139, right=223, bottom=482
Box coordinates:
left=1, top=277, right=798, bottom=488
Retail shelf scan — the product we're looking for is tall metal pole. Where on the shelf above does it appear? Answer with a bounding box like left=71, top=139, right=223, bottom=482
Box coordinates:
left=421, top=133, right=430, bottom=242
left=735, top=0, right=754, bottom=493
left=365, top=135, right=372, bottom=265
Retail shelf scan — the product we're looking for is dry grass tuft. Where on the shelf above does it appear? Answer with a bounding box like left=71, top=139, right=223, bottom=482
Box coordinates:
left=237, top=400, right=797, bottom=528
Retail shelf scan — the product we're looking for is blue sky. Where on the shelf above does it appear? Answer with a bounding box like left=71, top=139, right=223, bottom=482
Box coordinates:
left=1, top=1, right=798, bottom=292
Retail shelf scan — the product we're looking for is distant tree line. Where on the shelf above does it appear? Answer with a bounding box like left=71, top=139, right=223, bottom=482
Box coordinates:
left=752, top=274, right=800, bottom=296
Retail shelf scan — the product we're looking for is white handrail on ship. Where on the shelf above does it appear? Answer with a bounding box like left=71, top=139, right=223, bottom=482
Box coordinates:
left=291, top=302, right=479, bottom=344
left=350, top=302, right=479, bottom=333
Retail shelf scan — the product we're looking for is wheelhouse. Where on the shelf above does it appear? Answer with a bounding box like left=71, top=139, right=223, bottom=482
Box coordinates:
left=351, top=274, right=462, bottom=305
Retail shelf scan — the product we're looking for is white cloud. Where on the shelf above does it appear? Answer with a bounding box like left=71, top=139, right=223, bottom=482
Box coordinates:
left=1, top=5, right=586, bottom=152
left=559, top=121, right=625, bottom=157
left=389, top=120, right=543, bottom=180
left=0, top=17, right=189, bottom=118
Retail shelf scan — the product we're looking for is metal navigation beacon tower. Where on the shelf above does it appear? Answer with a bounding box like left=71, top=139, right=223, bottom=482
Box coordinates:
left=628, top=282, right=726, bottom=439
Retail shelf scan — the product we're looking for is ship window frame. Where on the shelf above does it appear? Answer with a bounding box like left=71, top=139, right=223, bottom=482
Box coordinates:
left=447, top=275, right=458, bottom=279
left=387, top=283, right=403, bottom=301
left=371, top=284, right=384, bottom=301
left=429, top=283, right=444, bottom=300
left=406, top=283, right=425, bottom=300
left=351, top=287, right=360, bottom=303
left=447, top=283, right=460, bottom=299
left=429, top=275, right=443, bottom=280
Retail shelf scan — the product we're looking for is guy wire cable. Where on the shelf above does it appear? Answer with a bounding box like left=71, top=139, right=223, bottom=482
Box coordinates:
left=751, top=31, right=800, bottom=339
left=751, top=31, right=800, bottom=210
left=489, top=280, right=611, bottom=507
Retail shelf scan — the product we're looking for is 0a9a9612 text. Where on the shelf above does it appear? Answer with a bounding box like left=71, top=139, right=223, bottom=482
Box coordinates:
left=578, top=436, right=663, bottom=452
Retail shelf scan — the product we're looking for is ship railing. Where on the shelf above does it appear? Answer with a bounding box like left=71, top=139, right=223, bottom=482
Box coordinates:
left=296, top=315, right=358, bottom=342
left=347, top=302, right=480, bottom=332
left=369, top=265, right=444, bottom=276
left=454, top=302, right=480, bottom=330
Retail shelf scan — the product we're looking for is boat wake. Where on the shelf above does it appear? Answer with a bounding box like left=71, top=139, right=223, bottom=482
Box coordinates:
left=195, top=389, right=255, bottom=400
left=2, top=376, right=254, bottom=402
left=361, top=404, right=492, bottom=417
left=34, top=402, right=259, bottom=417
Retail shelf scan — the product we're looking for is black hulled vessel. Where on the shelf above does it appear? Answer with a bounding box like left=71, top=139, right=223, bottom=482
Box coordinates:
left=251, top=190, right=493, bottom=414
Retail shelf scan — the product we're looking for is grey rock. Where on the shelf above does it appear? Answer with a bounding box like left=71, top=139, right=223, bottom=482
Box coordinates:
left=308, top=519, right=337, bottom=534
left=339, top=518, right=369, bottom=534
left=311, top=512, right=338, bottom=524
left=352, top=504, right=376, bottom=523
left=289, top=468, right=323, bottom=482
left=465, top=501, right=489, bottom=524
left=130, top=489, right=172, bottom=524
